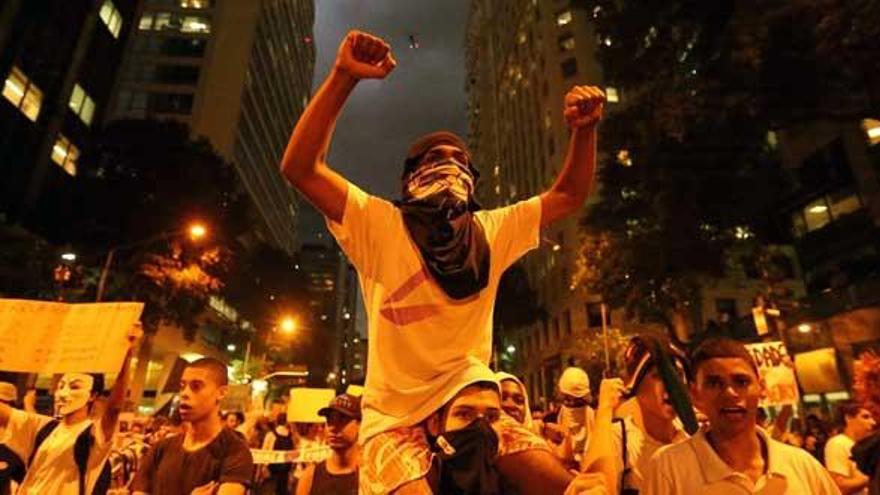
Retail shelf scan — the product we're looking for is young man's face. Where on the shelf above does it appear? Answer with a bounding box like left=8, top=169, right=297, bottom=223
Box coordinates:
left=325, top=411, right=360, bottom=451
left=444, top=385, right=502, bottom=433
left=846, top=408, right=877, bottom=440
left=692, top=357, right=763, bottom=439
left=178, top=367, right=226, bottom=423
left=635, top=368, right=678, bottom=421
left=500, top=379, right=527, bottom=424
left=54, top=373, right=94, bottom=416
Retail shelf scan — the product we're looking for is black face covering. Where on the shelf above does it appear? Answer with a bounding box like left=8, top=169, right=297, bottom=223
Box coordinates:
left=398, top=162, right=490, bottom=300
left=435, top=418, right=500, bottom=495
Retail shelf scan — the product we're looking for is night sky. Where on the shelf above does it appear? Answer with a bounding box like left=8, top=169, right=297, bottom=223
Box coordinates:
left=312, top=0, right=471, bottom=199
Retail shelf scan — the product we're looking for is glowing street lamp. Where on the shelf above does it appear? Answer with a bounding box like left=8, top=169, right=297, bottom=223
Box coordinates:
left=60, top=252, right=77, bottom=262
left=280, top=316, right=297, bottom=334
left=797, top=323, right=812, bottom=334
left=188, top=223, right=207, bottom=240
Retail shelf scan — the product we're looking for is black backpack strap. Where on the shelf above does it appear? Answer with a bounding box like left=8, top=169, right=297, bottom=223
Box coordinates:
left=0, top=443, right=27, bottom=483
left=73, top=424, right=111, bottom=495
left=612, top=418, right=632, bottom=494
left=27, top=419, right=59, bottom=468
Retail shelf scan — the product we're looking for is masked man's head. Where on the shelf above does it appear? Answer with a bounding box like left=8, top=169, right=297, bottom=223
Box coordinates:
left=54, top=373, right=104, bottom=417
left=402, top=131, right=480, bottom=211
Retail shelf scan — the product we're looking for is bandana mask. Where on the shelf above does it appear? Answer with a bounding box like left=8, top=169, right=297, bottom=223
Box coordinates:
left=398, top=157, right=490, bottom=300
left=435, top=417, right=500, bottom=495
left=54, top=373, right=93, bottom=417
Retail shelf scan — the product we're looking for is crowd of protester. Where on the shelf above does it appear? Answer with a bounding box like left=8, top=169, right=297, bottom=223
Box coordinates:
left=1, top=335, right=878, bottom=494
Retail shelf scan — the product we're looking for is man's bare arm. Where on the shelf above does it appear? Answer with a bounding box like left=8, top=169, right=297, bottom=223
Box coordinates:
left=280, top=30, right=396, bottom=223
left=540, top=86, right=604, bottom=227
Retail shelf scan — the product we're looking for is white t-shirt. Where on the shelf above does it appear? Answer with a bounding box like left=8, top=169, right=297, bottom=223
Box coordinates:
left=327, top=183, right=541, bottom=441
left=642, top=427, right=840, bottom=494
left=607, top=416, right=688, bottom=491
left=9, top=409, right=110, bottom=495
left=825, top=433, right=868, bottom=495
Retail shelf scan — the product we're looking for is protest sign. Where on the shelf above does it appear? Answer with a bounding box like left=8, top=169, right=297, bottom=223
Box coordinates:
left=287, top=387, right=335, bottom=423
left=250, top=446, right=331, bottom=465
left=745, top=341, right=799, bottom=406
left=0, top=299, right=143, bottom=373
left=794, top=347, right=844, bottom=394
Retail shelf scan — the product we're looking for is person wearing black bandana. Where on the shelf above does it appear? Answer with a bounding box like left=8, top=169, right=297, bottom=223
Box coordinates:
left=280, top=29, right=604, bottom=495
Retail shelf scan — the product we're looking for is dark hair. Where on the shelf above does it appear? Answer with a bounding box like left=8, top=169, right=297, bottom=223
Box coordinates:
left=89, top=373, right=105, bottom=395
left=186, top=357, right=228, bottom=386
left=275, top=413, right=288, bottom=426
left=224, top=411, right=245, bottom=424
left=837, top=400, right=864, bottom=426
left=442, top=381, right=498, bottom=416
left=689, top=337, right=758, bottom=380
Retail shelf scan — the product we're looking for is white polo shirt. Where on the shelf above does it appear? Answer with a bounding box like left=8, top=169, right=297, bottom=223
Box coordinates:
left=825, top=433, right=868, bottom=495
left=642, top=427, right=840, bottom=494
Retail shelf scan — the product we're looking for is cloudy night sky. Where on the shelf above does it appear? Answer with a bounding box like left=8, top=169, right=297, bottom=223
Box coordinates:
left=312, top=0, right=471, bottom=199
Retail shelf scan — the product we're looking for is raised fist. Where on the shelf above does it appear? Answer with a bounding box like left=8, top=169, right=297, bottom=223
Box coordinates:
left=334, top=30, right=397, bottom=80
left=564, top=86, right=605, bottom=128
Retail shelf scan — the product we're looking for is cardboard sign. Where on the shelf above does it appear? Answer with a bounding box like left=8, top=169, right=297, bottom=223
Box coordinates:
left=745, top=341, right=799, bottom=406
left=250, top=446, right=331, bottom=464
left=287, top=387, right=335, bottom=423
left=0, top=299, right=143, bottom=373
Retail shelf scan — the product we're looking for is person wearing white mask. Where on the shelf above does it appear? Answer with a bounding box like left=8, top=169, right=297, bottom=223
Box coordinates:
left=0, top=326, right=140, bottom=495
left=552, top=367, right=596, bottom=467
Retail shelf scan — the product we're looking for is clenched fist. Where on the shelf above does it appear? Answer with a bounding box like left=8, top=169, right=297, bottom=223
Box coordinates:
left=334, top=30, right=397, bottom=80
left=564, top=86, right=604, bottom=129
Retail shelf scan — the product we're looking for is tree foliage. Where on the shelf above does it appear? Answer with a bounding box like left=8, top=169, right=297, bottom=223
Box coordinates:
left=570, top=0, right=879, bottom=339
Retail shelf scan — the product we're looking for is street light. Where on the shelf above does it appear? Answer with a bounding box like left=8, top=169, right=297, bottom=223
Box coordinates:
left=60, top=252, right=77, bottom=262
left=96, top=221, right=210, bottom=301
left=798, top=323, right=812, bottom=334
left=506, top=344, right=516, bottom=354
left=280, top=316, right=297, bottom=334
left=227, top=344, right=236, bottom=352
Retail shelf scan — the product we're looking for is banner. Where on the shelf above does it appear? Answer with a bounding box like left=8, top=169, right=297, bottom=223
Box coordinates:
left=250, top=446, right=331, bottom=464
left=0, top=299, right=143, bottom=373
left=745, top=341, right=799, bottom=406
left=288, top=388, right=335, bottom=423
left=794, top=348, right=844, bottom=394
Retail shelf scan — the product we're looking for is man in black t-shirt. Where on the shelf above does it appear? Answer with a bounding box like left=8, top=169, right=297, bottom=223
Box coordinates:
left=295, top=394, right=361, bottom=495
left=132, top=358, right=253, bottom=494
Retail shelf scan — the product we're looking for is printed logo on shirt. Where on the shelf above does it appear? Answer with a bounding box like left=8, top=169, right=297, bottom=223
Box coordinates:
left=379, top=268, right=443, bottom=326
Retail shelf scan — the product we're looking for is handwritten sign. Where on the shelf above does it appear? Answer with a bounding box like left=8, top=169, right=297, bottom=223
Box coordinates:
left=745, top=341, right=799, bottom=406
left=288, top=388, right=335, bottom=423
left=250, top=446, right=331, bottom=464
left=0, top=299, right=143, bottom=373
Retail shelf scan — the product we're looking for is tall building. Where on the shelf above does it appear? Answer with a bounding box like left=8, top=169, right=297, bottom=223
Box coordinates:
left=0, top=0, right=139, bottom=238
left=108, top=0, right=315, bottom=254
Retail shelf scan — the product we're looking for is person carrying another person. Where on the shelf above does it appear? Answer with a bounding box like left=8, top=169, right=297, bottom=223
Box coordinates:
left=280, top=28, right=604, bottom=494
left=825, top=400, right=877, bottom=494
left=131, top=358, right=254, bottom=495
left=296, top=393, right=361, bottom=495
left=642, top=337, right=840, bottom=494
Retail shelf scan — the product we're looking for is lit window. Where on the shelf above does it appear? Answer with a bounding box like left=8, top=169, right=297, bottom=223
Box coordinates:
left=558, top=34, right=575, bottom=51
left=556, top=10, right=572, bottom=26
left=99, top=1, right=123, bottom=39
left=828, top=189, right=862, bottom=219
left=803, top=198, right=831, bottom=232
left=154, top=12, right=172, bottom=30
left=138, top=13, right=153, bottom=30
left=68, top=83, right=96, bottom=126
left=863, top=118, right=880, bottom=146
left=766, top=130, right=778, bottom=149
left=605, top=86, right=619, bottom=103
left=51, top=134, right=79, bottom=176
left=181, top=16, right=210, bottom=33
left=180, top=0, right=210, bottom=8
left=2, top=66, right=42, bottom=122
left=617, top=149, right=633, bottom=167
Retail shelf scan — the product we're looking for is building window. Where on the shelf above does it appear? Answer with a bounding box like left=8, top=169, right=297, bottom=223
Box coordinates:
left=791, top=188, right=864, bottom=237
left=149, top=92, right=194, bottom=114
left=153, top=12, right=172, bottom=30
left=564, top=310, right=572, bottom=335
left=3, top=66, right=42, bottom=122
left=561, top=58, right=578, bottom=78
left=138, top=13, right=153, bottom=30
left=99, top=0, right=123, bottom=39
left=155, top=65, right=201, bottom=85
left=863, top=118, right=880, bottom=146
left=51, top=134, right=79, bottom=176
left=180, top=0, right=211, bottom=8
left=553, top=317, right=560, bottom=341
left=556, top=10, right=572, bottom=26
left=558, top=34, right=575, bottom=51
left=68, top=84, right=96, bottom=126
left=586, top=303, right=603, bottom=328
left=181, top=16, right=210, bottom=33
left=605, top=86, right=620, bottom=103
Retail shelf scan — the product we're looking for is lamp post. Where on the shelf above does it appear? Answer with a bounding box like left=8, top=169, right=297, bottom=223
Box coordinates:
left=95, top=222, right=208, bottom=301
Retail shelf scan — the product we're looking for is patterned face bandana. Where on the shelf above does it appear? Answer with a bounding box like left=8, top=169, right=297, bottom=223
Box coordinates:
left=398, top=157, right=489, bottom=300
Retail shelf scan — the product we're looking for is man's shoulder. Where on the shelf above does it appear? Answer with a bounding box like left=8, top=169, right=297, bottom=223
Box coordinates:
left=825, top=433, right=852, bottom=448
left=651, top=433, right=698, bottom=464
left=768, top=437, right=826, bottom=470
